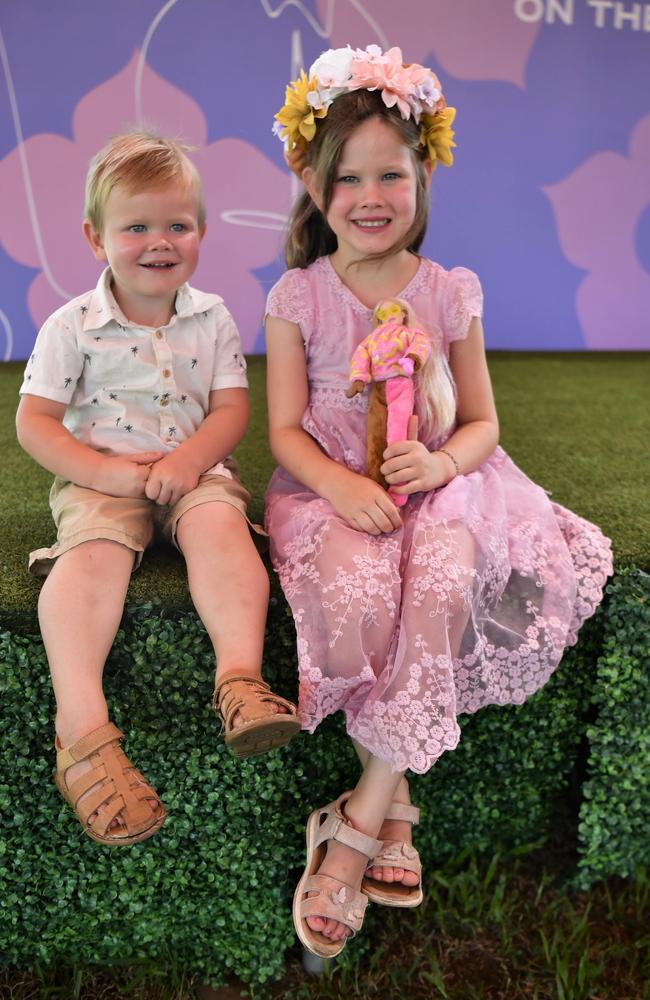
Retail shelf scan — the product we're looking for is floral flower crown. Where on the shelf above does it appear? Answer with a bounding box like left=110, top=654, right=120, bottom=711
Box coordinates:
left=273, top=45, right=456, bottom=175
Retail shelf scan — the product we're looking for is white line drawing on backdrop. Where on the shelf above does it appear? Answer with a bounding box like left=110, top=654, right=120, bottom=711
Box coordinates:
left=0, top=24, right=72, bottom=304
left=220, top=209, right=288, bottom=230
left=136, top=0, right=389, bottom=230
left=260, top=0, right=388, bottom=48
left=0, top=308, right=14, bottom=361
left=136, top=0, right=180, bottom=122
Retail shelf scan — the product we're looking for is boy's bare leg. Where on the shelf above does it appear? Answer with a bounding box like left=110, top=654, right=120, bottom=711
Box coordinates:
left=39, top=539, right=159, bottom=824
left=175, top=502, right=273, bottom=725
left=307, top=755, right=406, bottom=942
left=40, top=539, right=133, bottom=744
left=351, top=738, right=419, bottom=887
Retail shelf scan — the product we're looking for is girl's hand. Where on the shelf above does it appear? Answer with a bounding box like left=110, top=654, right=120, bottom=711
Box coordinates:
left=381, top=440, right=448, bottom=496
left=324, top=469, right=403, bottom=535
left=91, top=452, right=165, bottom=498
left=145, top=451, right=201, bottom=507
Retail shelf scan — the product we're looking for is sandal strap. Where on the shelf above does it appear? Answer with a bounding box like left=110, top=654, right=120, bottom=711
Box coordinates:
left=213, top=674, right=297, bottom=729
left=56, top=722, right=123, bottom=773
left=55, top=723, right=162, bottom=840
left=368, top=840, right=421, bottom=877
left=314, top=792, right=382, bottom=860
left=385, top=801, right=420, bottom=825
left=300, top=874, right=368, bottom=933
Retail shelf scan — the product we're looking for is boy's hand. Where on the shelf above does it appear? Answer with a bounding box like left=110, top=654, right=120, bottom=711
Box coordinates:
left=91, top=452, right=165, bottom=498
left=324, top=468, right=402, bottom=535
left=145, top=451, right=201, bottom=507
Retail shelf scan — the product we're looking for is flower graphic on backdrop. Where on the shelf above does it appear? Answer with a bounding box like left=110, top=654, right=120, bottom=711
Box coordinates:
left=543, top=114, right=650, bottom=350
left=0, top=52, right=290, bottom=352
left=315, top=0, right=541, bottom=89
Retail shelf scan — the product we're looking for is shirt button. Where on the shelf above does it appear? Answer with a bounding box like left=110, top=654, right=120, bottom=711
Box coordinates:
left=162, top=368, right=171, bottom=378
left=160, top=398, right=169, bottom=407
left=155, top=330, right=163, bottom=339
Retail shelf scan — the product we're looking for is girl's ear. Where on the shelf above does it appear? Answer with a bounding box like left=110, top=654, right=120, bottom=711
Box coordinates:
left=422, top=158, right=434, bottom=191
left=83, top=220, right=107, bottom=261
left=302, top=167, right=324, bottom=211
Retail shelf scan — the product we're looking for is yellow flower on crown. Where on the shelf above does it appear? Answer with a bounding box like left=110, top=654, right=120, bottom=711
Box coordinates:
left=419, top=107, right=457, bottom=170
left=273, top=70, right=328, bottom=151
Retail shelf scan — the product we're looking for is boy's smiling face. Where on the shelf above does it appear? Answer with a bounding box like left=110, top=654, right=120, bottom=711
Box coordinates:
left=83, top=182, right=205, bottom=327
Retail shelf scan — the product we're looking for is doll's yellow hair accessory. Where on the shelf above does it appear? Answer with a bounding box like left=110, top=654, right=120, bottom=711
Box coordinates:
left=273, top=45, right=456, bottom=171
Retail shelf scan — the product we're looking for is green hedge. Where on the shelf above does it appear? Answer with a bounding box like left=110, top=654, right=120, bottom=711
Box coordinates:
left=575, top=568, right=650, bottom=888
left=2, top=572, right=648, bottom=985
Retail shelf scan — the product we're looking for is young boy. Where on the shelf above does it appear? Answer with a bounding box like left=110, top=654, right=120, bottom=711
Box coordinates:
left=16, top=131, right=299, bottom=846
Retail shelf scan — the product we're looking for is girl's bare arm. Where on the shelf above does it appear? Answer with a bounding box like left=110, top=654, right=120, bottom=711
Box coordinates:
left=266, top=314, right=402, bottom=534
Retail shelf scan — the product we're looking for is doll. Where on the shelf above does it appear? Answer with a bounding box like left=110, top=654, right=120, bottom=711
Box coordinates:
left=346, top=299, right=432, bottom=507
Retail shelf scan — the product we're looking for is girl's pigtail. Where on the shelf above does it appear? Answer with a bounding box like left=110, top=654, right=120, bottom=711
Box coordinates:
left=285, top=193, right=338, bottom=270
left=417, top=352, right=456, bottom=442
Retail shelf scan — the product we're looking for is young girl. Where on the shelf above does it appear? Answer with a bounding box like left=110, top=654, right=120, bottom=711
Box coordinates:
left=265, top=45, right=612, bottom=957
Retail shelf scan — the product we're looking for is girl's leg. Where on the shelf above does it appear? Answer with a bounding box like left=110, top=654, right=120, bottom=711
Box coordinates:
left=175, top=502, right=271, bottom=707
left=352, top=739, right=419, bottom=887
left=307, top=754, right=406, bottom=942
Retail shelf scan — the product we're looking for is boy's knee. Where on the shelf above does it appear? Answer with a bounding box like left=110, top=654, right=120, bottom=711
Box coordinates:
left=177, top=500, right=246, bottom=536
left=47, top=539, right=136, bottom=578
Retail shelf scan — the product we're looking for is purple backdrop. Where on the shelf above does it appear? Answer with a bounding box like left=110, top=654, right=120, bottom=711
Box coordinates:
left=1, top=0, right=649, bottom=358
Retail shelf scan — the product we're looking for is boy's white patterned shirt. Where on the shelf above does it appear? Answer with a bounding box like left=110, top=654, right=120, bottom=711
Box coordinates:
left=19, top=268, right=248, bottom=476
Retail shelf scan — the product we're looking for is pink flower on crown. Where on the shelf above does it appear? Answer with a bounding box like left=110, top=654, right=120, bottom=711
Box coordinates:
left=348, top=46, right=441, bottom=122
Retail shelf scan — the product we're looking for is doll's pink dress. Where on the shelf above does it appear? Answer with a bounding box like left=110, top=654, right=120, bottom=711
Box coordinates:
left=265, top=256, right=613, bottom=774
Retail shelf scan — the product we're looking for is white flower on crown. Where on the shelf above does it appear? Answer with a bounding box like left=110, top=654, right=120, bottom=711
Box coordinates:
left=308, top=46, right=357, bottom=110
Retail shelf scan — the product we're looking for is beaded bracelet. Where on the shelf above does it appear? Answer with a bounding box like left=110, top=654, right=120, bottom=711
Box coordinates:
left=435, top=447, right=460, bottom=479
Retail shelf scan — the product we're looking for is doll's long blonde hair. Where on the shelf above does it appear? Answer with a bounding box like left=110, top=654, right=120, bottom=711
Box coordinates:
left=373, top=298, right=456, bottom=441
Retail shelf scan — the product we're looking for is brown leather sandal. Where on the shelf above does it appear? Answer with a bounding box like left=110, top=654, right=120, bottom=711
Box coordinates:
left=212, top=673, right=301, bottom=758
left=54, top=722, right=166, bottom=846
left=293, top=791, right=382, bottom=958
left=362, top=801, right=423, bottom=907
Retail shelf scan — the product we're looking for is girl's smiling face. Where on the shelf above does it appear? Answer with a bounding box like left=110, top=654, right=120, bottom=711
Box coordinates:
left=306, top=117, right=430, bottom=266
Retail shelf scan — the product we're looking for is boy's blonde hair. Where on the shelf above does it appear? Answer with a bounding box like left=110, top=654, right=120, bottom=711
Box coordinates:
left=84, top=130, right=206, bottom=233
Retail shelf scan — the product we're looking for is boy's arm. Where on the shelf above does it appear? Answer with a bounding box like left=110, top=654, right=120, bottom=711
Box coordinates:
left=144, top=387, right=249, bottom=506
left=16, top=394, right=164, bottom=497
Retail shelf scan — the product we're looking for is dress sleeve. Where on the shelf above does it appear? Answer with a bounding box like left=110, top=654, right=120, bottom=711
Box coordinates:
left=265, top=268, right=314, bottom=339
left=442, top=267, right=483, bottom=345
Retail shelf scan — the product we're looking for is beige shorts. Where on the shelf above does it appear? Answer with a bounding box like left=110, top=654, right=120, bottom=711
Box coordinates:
left=29, top=469, right=262, bottom=577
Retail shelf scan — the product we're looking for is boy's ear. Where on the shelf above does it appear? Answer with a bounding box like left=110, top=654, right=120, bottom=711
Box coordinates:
left=199, top=221, right=207, bottom=241
left=83, top=219, right=107, bottom=261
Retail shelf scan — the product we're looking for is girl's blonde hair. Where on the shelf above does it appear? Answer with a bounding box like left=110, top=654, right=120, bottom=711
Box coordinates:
left=377, top=298, right=456, bottom=441
left=84, top=129, right=205, bottom=233
left=285, top=90, right=430, bottom=270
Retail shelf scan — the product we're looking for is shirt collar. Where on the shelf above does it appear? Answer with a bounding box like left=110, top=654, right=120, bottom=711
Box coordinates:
left=82, top=267, right=222, bottom=331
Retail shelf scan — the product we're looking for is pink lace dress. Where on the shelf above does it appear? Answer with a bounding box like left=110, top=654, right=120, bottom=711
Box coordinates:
left=265, top=256, right=613, bottom=774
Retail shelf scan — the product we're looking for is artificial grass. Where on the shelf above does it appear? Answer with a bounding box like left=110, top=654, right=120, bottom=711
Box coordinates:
left=2, top=352, right=648, bottom=625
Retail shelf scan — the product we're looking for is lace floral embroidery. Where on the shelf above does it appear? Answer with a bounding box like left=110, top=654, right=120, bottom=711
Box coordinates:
left=266, top=268, right=313, bottom=331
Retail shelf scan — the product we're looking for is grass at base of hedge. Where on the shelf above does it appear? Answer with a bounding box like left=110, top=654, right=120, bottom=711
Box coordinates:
left=3, top=850, right=648, bottom=999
